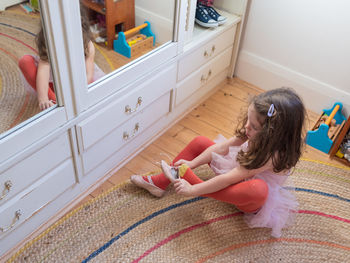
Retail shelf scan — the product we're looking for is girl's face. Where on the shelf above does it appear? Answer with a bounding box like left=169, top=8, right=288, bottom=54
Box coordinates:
left=245, top=104, right=263, bottom=139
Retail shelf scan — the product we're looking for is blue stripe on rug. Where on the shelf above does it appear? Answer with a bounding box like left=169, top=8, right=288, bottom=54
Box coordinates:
left=292, top=187, right=350, bottom=202
left=81, top=187, right=350, bottom=262
left=0, top=22, right=36, bottom=36
left=81, top=196, right=205, bottom=263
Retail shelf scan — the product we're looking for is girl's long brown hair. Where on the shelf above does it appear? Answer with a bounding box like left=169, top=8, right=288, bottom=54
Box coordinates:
left=36, top=2, right=91, bottom=61
left=235, top=87, right=306, bottom=173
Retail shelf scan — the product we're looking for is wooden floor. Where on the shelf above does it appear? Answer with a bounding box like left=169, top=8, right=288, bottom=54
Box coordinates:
left=74, top=77, right=348, bottom=207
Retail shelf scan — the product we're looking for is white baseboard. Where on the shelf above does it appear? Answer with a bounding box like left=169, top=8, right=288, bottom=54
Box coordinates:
left=235, top=51, right=350, bottom=116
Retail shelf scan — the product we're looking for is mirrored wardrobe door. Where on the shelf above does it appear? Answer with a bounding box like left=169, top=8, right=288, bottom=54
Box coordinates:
left=81, top=0, right=176, bottom=86
left=0, top=0, right=68, bottom=162
left=0, top=0, right=58, bottom=138
left=75, top=0, right=178, bottom=108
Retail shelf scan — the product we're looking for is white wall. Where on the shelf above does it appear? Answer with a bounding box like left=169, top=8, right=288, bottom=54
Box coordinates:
left=135, top=0, right=175, bottom=44
left=235, top=0, right=350, bottom=115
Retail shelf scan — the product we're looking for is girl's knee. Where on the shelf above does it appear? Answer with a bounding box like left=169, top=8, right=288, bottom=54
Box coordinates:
left=234, top=179, right=268, bottom=213
left=190, top=136, right=215, bottom=149
left=19, top=55, right=34, bottom=66
left=250, top=179, right=268, bottom=205
left=18, top=55, right=36, bottom=73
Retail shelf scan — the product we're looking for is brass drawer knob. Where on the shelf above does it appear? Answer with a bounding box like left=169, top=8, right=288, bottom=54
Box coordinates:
left=0, top=210, right=21, bottom=233
left=200, top=70, right=212, bottom=83
left=122, top=123, right=140, bottom=141
left=125, top=97, right=143, bottom=114
left=203, top=45, right=216, bottom=58
left=0, top=180, right=12, bottom=201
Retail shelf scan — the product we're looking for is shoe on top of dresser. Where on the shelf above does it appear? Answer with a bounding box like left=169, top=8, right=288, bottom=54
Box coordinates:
left=195, top=3, right=218, bottom=28
left=202, top=5, right=227, bottom=25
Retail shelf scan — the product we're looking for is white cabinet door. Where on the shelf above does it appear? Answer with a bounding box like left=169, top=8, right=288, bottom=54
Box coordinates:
left=0, top=0, right=73, bottom=163
left=59, top=1, right=180, bottom=112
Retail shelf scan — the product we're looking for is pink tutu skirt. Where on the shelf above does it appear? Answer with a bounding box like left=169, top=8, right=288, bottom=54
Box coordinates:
left=210, top=135, right=298, bottom=238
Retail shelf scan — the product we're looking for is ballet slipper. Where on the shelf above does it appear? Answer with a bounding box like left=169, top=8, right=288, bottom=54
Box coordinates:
left=130, top=175, right=165, bottom=197
left=161, top=160, right=179, bottom=183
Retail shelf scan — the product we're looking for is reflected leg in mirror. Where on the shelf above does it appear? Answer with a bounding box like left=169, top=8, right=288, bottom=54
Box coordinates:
left=18, top=54, right=56, bottom=110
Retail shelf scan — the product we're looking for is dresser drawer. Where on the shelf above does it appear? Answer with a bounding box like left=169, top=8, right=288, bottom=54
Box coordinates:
left=178, top=25, right=236, bottom=81
left=176, top=46, right=233, bottom=106
left=77, top=64, right=176, bottom=151
left=81, top=92, right=171, bottom=173
left=0, top=159, right=75, bottom=238
left=0, top=133, right=71, bottom=205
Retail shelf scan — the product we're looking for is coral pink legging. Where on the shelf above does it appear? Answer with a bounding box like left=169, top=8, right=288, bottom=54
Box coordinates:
left=18, top=55, right=56, bottom=102
left=148, top=136, right=268, bottom=213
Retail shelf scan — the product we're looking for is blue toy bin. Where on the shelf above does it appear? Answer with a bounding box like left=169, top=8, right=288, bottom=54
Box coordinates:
left=306, top=102, right=347, bottom=154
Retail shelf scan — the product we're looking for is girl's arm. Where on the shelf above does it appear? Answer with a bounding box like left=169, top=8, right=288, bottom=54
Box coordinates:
left=174, top=161, right=272, bottom=196
left=36, top=60, right=54, bottom=110
left=175, top=136, right=246, bottom=169
left=85, top=41, right=95, bottom=84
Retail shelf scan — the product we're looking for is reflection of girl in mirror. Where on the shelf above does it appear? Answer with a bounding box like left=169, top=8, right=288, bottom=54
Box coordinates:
left=18, top=4, right=105, bottom=111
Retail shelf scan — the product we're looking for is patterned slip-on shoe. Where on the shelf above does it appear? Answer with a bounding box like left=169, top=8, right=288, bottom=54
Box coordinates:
left=130, top=175, right=165, bottom=197
left=195, top=4, right=218, bottom=28
left=204, top=5, right=227, bottom=25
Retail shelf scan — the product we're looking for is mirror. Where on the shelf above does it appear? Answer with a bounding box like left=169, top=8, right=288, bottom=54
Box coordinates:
left=81, top=0, right=176, bottom=86
left=0, top=1, right=57, bottom=137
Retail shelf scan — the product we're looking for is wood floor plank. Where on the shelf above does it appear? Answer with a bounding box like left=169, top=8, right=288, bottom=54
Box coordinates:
left=140, top=144, right=175, bottom=167
left=171, top=127, right=200, bottom=145
left=90, top=180, right=114, bottom=198
left=153, top=133, right=187, bottom=157
left=201, top=95, right=243, bottom=119
left=108, top=167, right=134, bottom=185
left=189, top=106, right=237, bottom=136
left=211, top=91, right=249, bottom=114
left=230, top=78, right=263, bottom=93
left=221, top=82, right=260, bottom=102
left=179, top=115, right=232, bottom=139
left=124, top=155, right=160, bottom=175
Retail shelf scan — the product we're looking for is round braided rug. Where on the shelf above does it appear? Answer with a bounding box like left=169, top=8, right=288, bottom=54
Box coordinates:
left=8, top=159, right=350, bottom=262
left=0, top=11, right=41, bottom=134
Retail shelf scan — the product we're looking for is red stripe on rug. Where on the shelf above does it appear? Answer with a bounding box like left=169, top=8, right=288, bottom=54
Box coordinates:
left=0, top=32, right=37, bottom=53
left=131, top=212, right=243, bottom=263
left=132, top=210, right=350, bottom=263
left=298, top=209, right=350, bottom=223
left=195, top=238, right=350, bottom=263
left=0, top=46, right=18, bottom=61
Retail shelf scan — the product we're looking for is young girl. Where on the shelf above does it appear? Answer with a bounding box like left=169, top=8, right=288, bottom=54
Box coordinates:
left=18, top=4, right=105, bottom=111
left=131, top=87, right=306, bottom=238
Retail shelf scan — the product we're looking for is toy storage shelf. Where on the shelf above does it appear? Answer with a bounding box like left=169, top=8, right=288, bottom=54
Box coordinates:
left=82, top=0, right=135, bottom=49
left=329, top=116, right=350, bottom=167
left=184, top=9, right=241, bottom=53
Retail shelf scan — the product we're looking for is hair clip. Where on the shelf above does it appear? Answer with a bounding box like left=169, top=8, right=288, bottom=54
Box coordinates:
left=267, top=104, right=275, bottom=117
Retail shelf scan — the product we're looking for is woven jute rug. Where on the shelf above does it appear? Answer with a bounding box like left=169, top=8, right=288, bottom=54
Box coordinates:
left=0, top=11, right=41, bottom=134
left=8, top=159, right=350, bottom=262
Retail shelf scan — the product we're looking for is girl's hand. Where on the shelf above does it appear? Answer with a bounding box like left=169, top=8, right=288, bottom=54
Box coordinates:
left=38, top=97, right=54, bottom=111
left=174, top=159, right=194, bottom=169
left=174, top=179, right=194, bottom=196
